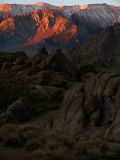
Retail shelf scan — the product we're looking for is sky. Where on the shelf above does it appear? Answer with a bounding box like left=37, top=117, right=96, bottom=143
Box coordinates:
left=0, top=0, right=120, bottom=6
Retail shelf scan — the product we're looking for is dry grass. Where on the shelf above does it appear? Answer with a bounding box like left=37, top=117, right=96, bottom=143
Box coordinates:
left=0, top=124, right=116, bottom=160
left=25, top=138, right=43, bottom=151
left=75, top=138, right=106, bottom=158
left=30, top=147, right=70, bottom=160
left=0, top=124, right=75, bottom=160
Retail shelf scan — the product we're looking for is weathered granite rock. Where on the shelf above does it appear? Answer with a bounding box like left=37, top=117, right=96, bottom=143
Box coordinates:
left=32, top=47, right=48, bottom=65
left=39, top=49, right=76, bottom=77
left=35, top=71, right=74, bottom=86
left=13, top=57, right=25, bottom=65
left=54, top=83, right=87, bottom=135
left=54, top=70, right=120, bottom=135
left=6, top=97, right=33, bottom=122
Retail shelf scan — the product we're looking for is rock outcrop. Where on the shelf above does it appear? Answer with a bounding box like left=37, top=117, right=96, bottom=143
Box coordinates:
left=39, top=49, right=76, bottom=76
left=6, top=97, right=33, bottom=122
left=54, top=69, right=120, bottom=135
left=0, top=48, right=76, bottom=99
left=32, top=47, right=48, bottom=65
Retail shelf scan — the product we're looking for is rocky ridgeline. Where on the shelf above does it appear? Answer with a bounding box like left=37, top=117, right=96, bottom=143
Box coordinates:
left=66, top=23, right=120, bottom=68
left=0, top=48, right=76, bottom=98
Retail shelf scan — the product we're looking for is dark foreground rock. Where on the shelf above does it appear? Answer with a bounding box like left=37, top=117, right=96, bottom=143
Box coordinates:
left=6, top=97, right=33, bottom=122
left=54, top=69, right=120, bottom=136
left=32, top=47, right=48, bottom=66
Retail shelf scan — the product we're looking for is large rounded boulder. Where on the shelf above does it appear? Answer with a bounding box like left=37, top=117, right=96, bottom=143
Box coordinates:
left=32, top=47, right=48, bottom=65
left=6, top=97, right=33, bottom=123
left=54, top=83, right=87, bottom=135
left=53, top=70, right=120, bottom=136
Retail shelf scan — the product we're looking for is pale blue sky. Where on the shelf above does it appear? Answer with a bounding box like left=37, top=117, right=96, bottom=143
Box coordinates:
left=0, top=0, right=120, bottom=6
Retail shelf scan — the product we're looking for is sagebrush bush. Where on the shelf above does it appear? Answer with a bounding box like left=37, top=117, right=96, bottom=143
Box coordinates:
left=63, top=135, right=74, bottom=148
left=75, top=139, right=106, bottom=158
left=25, top=138, right=42, bottom=151
left=0, top=124, right=23, bottom=147
left=30, top=147, right=69, bottom=160
left=0, top=124, right=75, bottom=159
left=4, top=134, right=23, bottom=147
left=20, top=127, right=40, bottom=141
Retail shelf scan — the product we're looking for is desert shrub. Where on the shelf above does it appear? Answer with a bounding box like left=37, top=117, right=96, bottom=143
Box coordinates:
left=63, top=135, right=74, bottom=148
left=75, top=139, right=106, bottom=158
left=87, top=147, right=103, bottom=158
left=30, top=149, right=52, bottom=160
left=38, top=135, right=47, bottom=145
left=54, top=147, right=69, bottom=159
left=4, top=134, right=23, bottom=147
left=45, top=139, right=59, bottom=150
left=75, top=141, right=88, bottom=154
left=19, top=126, right=40, bottom=141
left=0, top=124, right=17, bottom=137
left=0, top=125, right=43, bottom=148
left=25, top=138, right=43, bottom=151
left=30, top=147, right=69, bottom=160
left=0, top=124, right=75, bottom=159
left=0, top=124, right=24, bottom=147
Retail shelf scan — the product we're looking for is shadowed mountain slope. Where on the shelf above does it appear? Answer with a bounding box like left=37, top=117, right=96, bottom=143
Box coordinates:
left=66, top=23, right=120, bottom=68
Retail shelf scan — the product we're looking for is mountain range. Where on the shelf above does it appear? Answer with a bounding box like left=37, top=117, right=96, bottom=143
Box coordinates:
left=0, top=3, right=120, bottom=54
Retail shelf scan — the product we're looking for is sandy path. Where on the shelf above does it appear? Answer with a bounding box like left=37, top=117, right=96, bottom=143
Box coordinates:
left=23, top=110, right=58, bottom=128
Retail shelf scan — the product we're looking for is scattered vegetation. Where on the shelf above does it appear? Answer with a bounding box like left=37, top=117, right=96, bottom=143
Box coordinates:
left=0, top=124, right=75, bottom=160
left=30, top=147, right=69, bottom=160
left=75, top=138, right=107, bottom=158
left=0, top=124, right=119, bottom=160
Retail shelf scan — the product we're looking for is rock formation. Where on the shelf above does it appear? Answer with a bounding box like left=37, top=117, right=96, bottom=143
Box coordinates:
left=6, top=97, right=33, bottom=122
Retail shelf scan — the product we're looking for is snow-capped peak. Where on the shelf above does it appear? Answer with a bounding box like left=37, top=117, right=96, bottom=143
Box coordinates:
left=0, top=3, right=120, bottom=23
left=57, top=6, right=79, bottom=19
left=32, top=2, right=57, bottom=9
left=0, top=3, right=58, bottom=17
left=0, top=4, right=39, bottom=16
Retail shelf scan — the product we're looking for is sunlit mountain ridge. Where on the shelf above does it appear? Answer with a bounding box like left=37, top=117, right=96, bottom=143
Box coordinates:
left=0, top=3, right=120, bottom=54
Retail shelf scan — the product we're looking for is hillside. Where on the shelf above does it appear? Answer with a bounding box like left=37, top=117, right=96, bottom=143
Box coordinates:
left=66, top=23, right=120, bottom=68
